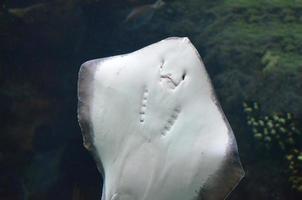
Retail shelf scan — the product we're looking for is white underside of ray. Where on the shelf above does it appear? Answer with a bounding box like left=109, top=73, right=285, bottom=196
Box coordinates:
left=78, top=37, right=244, bottom=200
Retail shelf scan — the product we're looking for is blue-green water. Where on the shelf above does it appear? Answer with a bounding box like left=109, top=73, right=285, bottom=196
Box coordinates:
left=0, top=0, right=301, bottom=199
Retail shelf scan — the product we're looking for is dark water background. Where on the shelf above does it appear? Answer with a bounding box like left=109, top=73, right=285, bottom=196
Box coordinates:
left=1, top=0, right=302, bottom=199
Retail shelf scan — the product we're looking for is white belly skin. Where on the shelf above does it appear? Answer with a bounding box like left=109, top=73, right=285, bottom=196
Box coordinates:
left=78, top=37, right=244, bottom=200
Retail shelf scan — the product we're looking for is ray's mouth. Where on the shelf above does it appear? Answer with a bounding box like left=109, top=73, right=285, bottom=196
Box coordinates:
left=160, top=74, right=179, bottom=87
left=160, top=72, right=186, bottom=89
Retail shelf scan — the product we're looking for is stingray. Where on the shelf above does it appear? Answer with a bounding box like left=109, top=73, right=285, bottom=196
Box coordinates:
left=78, top=37, right=244, bottom=200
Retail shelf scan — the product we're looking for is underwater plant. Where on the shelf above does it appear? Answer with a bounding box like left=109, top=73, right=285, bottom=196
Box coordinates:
left=243, top=102, right=302, bottom=192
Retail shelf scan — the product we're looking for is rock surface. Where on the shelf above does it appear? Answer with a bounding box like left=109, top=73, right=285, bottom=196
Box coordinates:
left=78, top=37, right=244, bottom=200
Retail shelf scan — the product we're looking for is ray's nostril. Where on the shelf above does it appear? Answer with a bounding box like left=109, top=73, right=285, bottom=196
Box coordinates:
left=160, top=60, right=164, bottom=70
left=182, top=72, right=186, bottom=80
